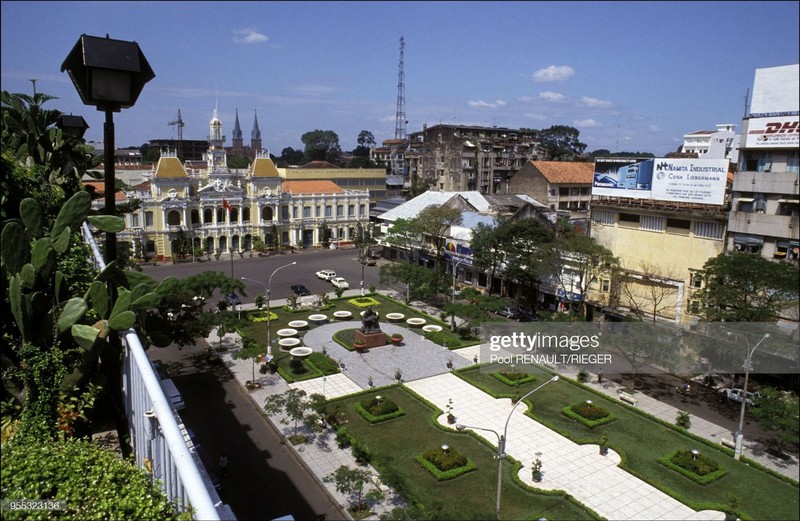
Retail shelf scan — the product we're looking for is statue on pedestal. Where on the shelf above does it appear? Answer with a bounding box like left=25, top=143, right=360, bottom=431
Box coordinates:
left=360, top=307, right=381, bottom=334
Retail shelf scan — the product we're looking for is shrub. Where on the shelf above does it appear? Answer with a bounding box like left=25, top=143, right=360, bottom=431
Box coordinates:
left=493, top=372, right=536, bottom=386
left=361, top=397, right=399, bottom=417
left=425, top=330, right=451, bottom=346
left=671, top=449, right=719, bottom=476
left=577, top=369, right=589, bottom=382
left=676, top=410, right=692, bottom=429
left=422, top=447, right=468, bottom=472
left=348, top=296, right=380, bottom=308
left=570, top=402, right=611, bottom=421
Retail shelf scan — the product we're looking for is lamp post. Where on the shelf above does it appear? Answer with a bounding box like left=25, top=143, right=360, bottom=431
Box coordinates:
left=451, top=257, right=466, bottom=303
left=726, top=331, right=769, bottom=460
left=61, top=34, right=154, bottom=263
left=265, top=262, right=296, bottom=356
left=456, top=375, right=559, bottom=520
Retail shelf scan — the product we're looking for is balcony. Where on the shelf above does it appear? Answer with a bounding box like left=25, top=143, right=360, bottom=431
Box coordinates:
left=728, top=211, right=799, bottom=239
left=733, top=170, right=800, bottom=195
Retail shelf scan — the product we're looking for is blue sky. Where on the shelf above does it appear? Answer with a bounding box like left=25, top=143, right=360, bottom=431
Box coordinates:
left=2, top=1, right=798, bottom=156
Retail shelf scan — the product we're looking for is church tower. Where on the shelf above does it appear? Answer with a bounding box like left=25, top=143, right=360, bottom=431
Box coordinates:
left=231, top=108, right=243, bottom=150
left=251, top=110, right=263, bottom=152
left=207, top=108, right=227, bottom=172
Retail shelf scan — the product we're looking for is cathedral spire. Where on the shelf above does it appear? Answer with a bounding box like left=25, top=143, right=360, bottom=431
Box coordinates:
left=232, top=108, right=243, bottom=150
left=251, top=110, right=262, bottom=151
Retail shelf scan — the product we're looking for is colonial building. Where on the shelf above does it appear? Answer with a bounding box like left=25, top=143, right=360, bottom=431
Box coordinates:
left=116, top=110, right=370, bottom=260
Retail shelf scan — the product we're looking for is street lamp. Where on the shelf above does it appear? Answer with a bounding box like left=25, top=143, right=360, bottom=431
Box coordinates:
left=451, top=257, right=466, bottom=303
left=265, top=262, right=296, bottom=357
left=456, top=375, right=559, bottom=520
left=61, top=34, right=155, bottom=263
left=56, top=114, right=90, bottom=139
left=726, top=331, right=769, bottom=460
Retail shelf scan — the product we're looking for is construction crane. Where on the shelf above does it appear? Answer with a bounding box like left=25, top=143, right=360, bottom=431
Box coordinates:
left=168, top=109, right=184, bottom=157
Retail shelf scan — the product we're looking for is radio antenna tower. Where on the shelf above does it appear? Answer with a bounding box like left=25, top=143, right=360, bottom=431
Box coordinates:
left=394, top=36, right=407, bottom=140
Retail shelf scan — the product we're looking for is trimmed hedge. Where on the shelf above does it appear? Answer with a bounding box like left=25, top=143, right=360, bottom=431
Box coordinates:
left=561, top=402, right=616, bottom=428
left=415, top=451, right=477, bottom=481
left=658, top=450, right=727, bottom=485
left=493, top=372, right=537, bottom=386
left=355, top=397, right=406, bottom=424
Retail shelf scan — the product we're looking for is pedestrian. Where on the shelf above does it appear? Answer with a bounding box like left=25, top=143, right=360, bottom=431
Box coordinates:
left=597, top=370, right=603, bottom=383
left=219, top=453, right=229, bottom=478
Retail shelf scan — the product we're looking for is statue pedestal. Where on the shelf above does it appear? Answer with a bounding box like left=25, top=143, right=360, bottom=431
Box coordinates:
left=355, top=330, right=386, bottom=348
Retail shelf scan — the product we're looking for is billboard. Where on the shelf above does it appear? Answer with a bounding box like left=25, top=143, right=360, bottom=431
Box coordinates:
left=744, top=116, right=800, bottom=148
left=592, top=158, right=728, bottom=205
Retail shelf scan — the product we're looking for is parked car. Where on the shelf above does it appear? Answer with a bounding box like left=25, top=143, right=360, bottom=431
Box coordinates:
left=290, top=284, right=311, bottom=296
left=359, top=258, right=376, bottom=266
left=316, top=270, right=336, bottom=281
left=721, top=388, right=762, bottom=406
left=331, top=277, right=349, bottom=289
left=495, top=306, right=537, bottom=322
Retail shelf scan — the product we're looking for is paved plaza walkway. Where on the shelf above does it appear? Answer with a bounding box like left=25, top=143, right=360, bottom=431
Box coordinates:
left=209, top=292, right=798, bottom=520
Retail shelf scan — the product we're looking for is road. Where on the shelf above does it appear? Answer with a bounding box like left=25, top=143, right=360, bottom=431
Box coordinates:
left=141, top=247, right=384, bottom=305
left=150, top=342, right=347, bottom=521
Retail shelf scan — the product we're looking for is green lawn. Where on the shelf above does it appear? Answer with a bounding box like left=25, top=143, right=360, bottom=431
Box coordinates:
left=457, top=367, right=800, bottom=521
left=328, top=386, right=596, bottom=520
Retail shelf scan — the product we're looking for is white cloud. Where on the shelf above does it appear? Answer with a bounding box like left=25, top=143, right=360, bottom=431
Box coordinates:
left=467, top=99, right=507, bottom=109
left=577, top=96, right=613, bottom=108
left=532, top=65, right=575, bottom=83
left=233, top=28, right=269, bottom=44
left=538, top=91, right=566, bottom=103
left=524, top=113, right=548, bottom=121
left=518, top=96, right=534, bottom=103
left=574, top=118, right=602, bottom=128
left=648, top=125, right=661, bottom=133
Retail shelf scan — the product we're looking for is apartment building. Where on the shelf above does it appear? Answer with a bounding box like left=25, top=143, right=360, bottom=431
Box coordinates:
left=681, top=124, right=740, bottom=162
left=727, top=64, right=799, bottom=263
left=407, top=124, right=541, bottom=194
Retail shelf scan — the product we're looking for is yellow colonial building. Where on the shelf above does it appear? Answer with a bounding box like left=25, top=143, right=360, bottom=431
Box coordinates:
left=119, top=110, right=370, bottom=260
left=587, top=198, right=728, bottom=324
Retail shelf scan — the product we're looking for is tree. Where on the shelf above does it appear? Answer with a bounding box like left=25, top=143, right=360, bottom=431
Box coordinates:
left=411, top=205, right=462, bottom=260
left=379, top=262, right=443, bottom=303
left=495, top=218, right=556, bottom=302
left=324, top=465, right=383, bottom=513
left=278, top=146, right=305, bottom=166
left=619, top=262, right=683, bottom=321
left=233, top=336, right=266, bottom=386
left=357, top=130, right=376, bottom=149
left=541, top=230, right=619, bottom=319
left=263, top=388, right=324, bottom=443
left=536, top=125, right=587, bottom=160
left=301, top=129, right=341, bottom=164
left=227, top=154, right=250, bottom=169
left=469, top=221, right=506, bottom=295
left=698, top=252, right=800, bottom=322
left=172, top=229, right=193, bottom=259
left=751, top=388, right=800, bottom=454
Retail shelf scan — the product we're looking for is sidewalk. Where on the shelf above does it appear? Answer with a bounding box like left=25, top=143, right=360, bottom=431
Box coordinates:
left=211, top=291, right=798, bottom=520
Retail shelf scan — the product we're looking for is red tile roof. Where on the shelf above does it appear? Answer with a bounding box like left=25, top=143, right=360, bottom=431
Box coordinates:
left=530, top=161, right=594, bottom=184
left=281, top=180, right=344, bottom=194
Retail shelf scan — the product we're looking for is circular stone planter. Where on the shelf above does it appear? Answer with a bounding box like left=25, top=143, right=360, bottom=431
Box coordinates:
left=386, top=312, right=405, bottom=322
left=278, top=338, right=301, bottom=350
left=308, top=314, right=328, bottom=324
left=333, top=311, right=352, bottom=320
left=422, top=324, right=443, bottom=333
left=276, top=328, right=298, bottom=338
left=406, top=317, right=426, bottom=328
left=288, top=320, right=308, bottom=330
left=289, top=346, right=313, bottom=359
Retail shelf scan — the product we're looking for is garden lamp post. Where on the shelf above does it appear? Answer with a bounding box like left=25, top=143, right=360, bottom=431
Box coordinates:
left=726, top=331, right=770, bottom=460
left=456, top=375, right=559, bottom=520
left=56, top=114, right=90, bottom=138
left=61, top=34, right=154, bottom=263
left=265, top=262, right=296, bottom=356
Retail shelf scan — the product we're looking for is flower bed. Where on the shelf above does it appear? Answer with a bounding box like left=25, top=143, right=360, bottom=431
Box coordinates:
left=406, top=317, right=426, bottom=328
left=658, top=449, right=727, bottom=485
left=355, top=396, right=405, bottom=424
left=347, top=296, right=381, bottom=308
left=562, top=401, right=616, bottom=428
left=493, top=372, right=537, bottom=386
left=247, top=311, right=278, bottom=322
left=416, top=446, right=476, bottom=481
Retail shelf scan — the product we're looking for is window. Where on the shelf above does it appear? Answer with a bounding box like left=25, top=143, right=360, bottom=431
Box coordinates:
left=325, top=205, right=332, bottom=218
left=640, top=215, right=664, bottom=232
left=348, top=204, right=354, bottom=217
left=688, top=299, right=700, bottom=315
left=690, top=272, right=704, bottom=288
left=757, top=152, right=773, bottom=172
left=131, top=214, right=139, bottom=227
left=359, top=204, right=365, bottom=217
left=549, top=188, right=557, bottom=196
left=336, top=205, right=344, bottom=217
left=145, top=211, right=154, bottom=228
left=694, top=221, right=723, bottom=239
left=303, top=206, right=311, bottom=218
left=281, top=206, right=289, bottom=220
left=592, top=210, right=615, bottom=225
left=788, top=150, right=799, bottom=174
left=600, top=279, right=611, bottom=293
left=778, top=200, right=799, bottom=216
left=618, top=213, right=640, bottom=226
left=559, top=187, right=569, bottom=196
left=666, top=218, right=691, bottom=234
left=753, top=194, right=767, bottom=213
left=292, top=207, right=298, bottom=219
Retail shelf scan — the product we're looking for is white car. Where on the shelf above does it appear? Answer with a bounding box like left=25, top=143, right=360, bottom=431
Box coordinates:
left=722, top=388, right=762, bottom=406
left=316, top=270, right=336, bottom=281
left=331, top=277, right=349, bottom=289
